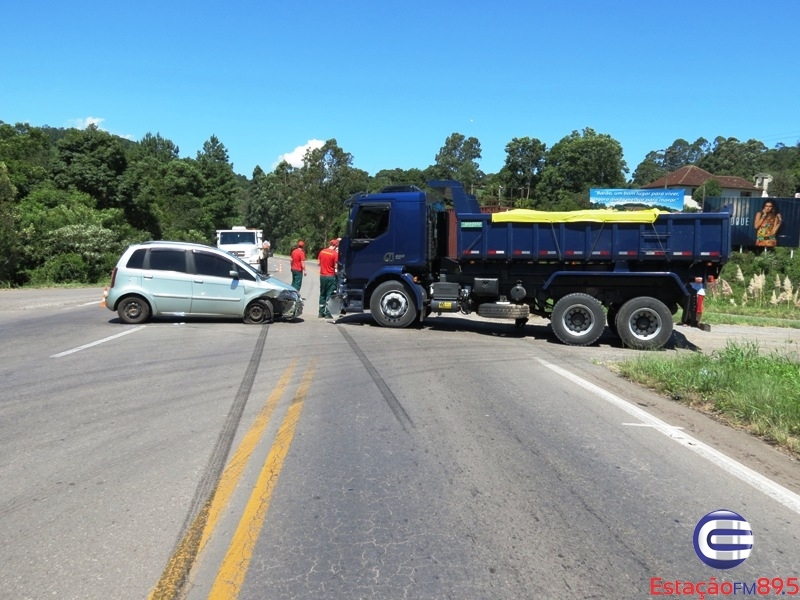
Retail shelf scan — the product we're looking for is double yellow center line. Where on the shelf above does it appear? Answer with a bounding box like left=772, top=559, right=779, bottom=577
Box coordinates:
left=150, top=358, right=317, bottom=599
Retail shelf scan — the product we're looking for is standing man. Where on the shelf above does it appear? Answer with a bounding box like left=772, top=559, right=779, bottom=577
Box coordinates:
left=259, top=239, right=271, bottom=273
left=290, top=240, right=307, bottom=291
left=317, top=239, right=338, bottom=318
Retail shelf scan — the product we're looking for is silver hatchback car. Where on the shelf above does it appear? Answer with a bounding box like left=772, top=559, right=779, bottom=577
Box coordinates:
left=104, top=241, right=303, bottom=324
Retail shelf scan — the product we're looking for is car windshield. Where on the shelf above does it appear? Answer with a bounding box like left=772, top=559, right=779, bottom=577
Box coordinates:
left=219, top=231, right=256, bottom=245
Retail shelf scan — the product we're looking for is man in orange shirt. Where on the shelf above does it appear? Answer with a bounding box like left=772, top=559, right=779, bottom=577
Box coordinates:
left=317, top=239, right=338, bottom=318
left=290, top=240, right=306, bottom=291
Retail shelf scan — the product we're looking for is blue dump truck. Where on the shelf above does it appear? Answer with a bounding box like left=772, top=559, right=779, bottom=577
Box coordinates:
left=332, top=180, right=732, bottom=350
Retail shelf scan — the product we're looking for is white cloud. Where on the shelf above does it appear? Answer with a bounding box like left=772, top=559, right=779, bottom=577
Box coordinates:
left=65, top=116, right=135, bottom=140
left=68, top=116, right=105, bottom=129
left=274, top=139, right=324, bottom=169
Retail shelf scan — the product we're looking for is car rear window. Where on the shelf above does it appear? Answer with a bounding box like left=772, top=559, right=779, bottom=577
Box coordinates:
left=148, top=249, right=188, bottom=273
left=125, top=248, right=147, bottom=269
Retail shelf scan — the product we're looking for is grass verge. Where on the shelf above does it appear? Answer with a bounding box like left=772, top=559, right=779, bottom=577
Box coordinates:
left=617, top=341, right=800, bottom=457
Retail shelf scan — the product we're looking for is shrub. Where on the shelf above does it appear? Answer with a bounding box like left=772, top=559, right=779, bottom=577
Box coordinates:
left=27, top=253, right=89, bottom=285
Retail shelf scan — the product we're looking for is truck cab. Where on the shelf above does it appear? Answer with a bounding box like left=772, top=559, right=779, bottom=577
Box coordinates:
left=338, top=186, right=444, bottom=317
left=215, top=226, right=264, bottom=270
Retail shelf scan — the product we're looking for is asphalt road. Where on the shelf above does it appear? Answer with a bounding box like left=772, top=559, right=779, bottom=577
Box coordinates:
left=1, top=265, right=799, bottom=599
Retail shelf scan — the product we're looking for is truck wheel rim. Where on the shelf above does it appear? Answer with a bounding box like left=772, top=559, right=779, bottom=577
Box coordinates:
left=563, top=305, right=594, bottom=336
left=381, top=291, right=408, bottom=318
left=627, top=308, right=661, bottom=339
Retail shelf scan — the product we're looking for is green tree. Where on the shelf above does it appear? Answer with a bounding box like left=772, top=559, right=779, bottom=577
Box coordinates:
left=261, top=161, right=304, bottom=253
left=0, top=121, right=52, bottom=198
left=0, top=162, right=20, bottom=284
left=768, top=171, right=797, bottom=198
left=15, top=183, right=136, bottom=284
left=51, top=124, right=129, bottom=210
left=157, top=159, right=207, bottom=240
left=632, top=138, right=709, bottom=186
left=697, top=137, right=767, bottom=178
left=692, top=179, right=722, bottom=208
left=196, top=135, right=238, bottom=236
left=431, top=132, right=484, bottom=192
left=664, top=137, right=708, bottom=171
left=371, top=168, right=426, bottom=192
left=498, top=136, right=546, bottom=203
left=120, top=132, right=183, bottom=237
left=296, top=140, right=369, bottom=250
left=535, top=128, right=628, bottom=210
left=631, top=151, right=667, bottom=186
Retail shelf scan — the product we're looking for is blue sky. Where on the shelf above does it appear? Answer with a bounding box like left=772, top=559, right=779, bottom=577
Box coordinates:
left=3, top=0, right=799, bottom=180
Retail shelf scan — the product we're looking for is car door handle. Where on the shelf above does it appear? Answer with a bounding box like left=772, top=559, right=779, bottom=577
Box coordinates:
left=194, top=278, right=204, bottom=283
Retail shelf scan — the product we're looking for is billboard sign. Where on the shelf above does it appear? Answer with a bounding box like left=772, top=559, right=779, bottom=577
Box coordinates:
left=590, top=188, right=685, bottom=211
left=703, top=197, right=800, bottom=248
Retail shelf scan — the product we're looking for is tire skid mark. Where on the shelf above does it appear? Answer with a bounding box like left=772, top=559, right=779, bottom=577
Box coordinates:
left=338, top=327, right=415, bottom=432
left=149, top=323, right=270, bottom=600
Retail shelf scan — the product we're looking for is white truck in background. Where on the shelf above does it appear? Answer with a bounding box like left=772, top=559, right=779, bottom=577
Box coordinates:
left=215, top=226, right=264, bottom=270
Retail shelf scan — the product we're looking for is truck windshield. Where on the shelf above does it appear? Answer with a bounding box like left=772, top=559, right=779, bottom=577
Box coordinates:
left=219, top=232, right=256, bottom=245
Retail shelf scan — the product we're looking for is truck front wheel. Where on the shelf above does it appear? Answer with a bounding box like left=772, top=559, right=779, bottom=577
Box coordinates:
left=370, top=281, right=418, bottom=328
left=551, top=293, right=605, bottom=346
left=615, top=297, right=673, bottom=350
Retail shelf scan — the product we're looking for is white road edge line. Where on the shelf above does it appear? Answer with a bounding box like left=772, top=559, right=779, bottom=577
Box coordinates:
left=536, top=357, right=800, bottom=515
left=50, top=326, right=146, bottom=358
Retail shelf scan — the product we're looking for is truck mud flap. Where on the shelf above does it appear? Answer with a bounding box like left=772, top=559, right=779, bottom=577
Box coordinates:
left=477, top=303, right=530, bottom=320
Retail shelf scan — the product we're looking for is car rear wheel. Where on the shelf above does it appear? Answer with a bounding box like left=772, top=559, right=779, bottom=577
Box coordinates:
left=117, top=296, right=150, bottom=324
left=244, top=299, right=274, bottom=324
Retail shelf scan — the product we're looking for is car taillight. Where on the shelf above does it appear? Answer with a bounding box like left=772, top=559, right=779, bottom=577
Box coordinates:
left=109, top=267, right=117, bottom=288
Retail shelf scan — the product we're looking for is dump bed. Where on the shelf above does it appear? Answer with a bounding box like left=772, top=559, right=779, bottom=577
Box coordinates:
left=453, top=209, right=732, bottom=263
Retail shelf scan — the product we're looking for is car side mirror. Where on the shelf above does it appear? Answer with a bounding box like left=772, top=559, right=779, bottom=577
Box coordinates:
left=229, top=269, right=239, bottom=278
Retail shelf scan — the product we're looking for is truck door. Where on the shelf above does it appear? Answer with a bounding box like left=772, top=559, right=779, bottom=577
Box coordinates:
left=345, top=202, right=394, bottom=286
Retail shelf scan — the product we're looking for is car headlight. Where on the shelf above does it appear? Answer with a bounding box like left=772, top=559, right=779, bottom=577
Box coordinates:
left=278, top=289, right=301, bottom=302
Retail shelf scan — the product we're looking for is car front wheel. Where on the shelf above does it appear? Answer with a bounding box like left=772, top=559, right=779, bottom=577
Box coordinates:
left=244, top=299, right=274, bottom=324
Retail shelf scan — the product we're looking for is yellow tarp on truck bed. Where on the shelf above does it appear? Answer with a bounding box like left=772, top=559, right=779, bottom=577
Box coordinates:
left=491, top=208, right=661, bottom=224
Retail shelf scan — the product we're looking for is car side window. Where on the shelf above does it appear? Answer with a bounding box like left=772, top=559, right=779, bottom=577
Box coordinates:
left=194, top=251, right=257, bottom=281
left=353, top=205, right=390, bottom=240
left=232, top=263, right=256, bottom=282
left=194, top=252, right=236, bottom=278
left=125, top=248, right=147, bottom=269
left=148, top=249, right=188, bottom=273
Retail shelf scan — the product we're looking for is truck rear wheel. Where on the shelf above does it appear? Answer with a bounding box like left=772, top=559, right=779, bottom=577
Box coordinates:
left=615, top=297, right=673, bottom=350
left=370, top=281, right=417, bottom=328
left=551, top=293, right=605, bottom=346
